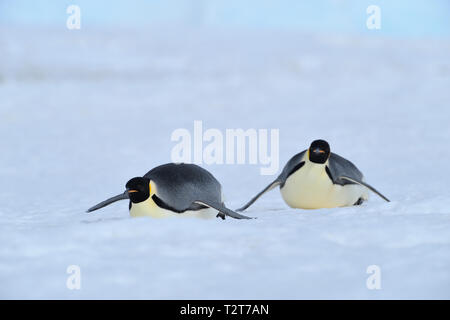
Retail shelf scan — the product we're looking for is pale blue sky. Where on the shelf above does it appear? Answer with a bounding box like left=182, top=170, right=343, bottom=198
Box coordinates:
left=1, top=0, right=449, bottom=37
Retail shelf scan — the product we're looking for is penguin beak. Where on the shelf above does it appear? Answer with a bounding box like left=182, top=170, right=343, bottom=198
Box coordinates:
left=86, top=191, right=129, bottom=213
left=313, top=148, right=325, bottom=154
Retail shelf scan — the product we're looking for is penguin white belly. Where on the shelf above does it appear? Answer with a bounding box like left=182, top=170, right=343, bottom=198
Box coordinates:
left=280, top=162, right=368, bottom=209
left=129, top=197, right=217, bottom=219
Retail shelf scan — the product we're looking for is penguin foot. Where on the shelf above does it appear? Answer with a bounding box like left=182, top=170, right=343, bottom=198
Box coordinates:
left=353, top=197, right=364, bottom=206
left=216, top=212, right=226, bottom=220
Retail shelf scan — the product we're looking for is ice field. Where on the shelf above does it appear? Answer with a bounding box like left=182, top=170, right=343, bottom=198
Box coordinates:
left=0, top=26, right=450, bottom=299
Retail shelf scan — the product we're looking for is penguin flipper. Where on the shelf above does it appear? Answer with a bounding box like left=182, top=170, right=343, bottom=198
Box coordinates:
left=236, top=180, right=281, bottom=212
left=339, top=176, right=390, bottom=202
left=193, top=201, right=253, bottom=220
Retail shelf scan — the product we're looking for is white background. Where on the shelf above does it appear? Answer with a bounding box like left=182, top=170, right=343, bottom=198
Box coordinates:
left=0, top=1, right=449, bottom=299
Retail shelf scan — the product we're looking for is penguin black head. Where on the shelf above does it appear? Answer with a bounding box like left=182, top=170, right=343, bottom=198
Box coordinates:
left=308, top=139, right=330, bottom=164
left=126, top=177, right=151, bottom=204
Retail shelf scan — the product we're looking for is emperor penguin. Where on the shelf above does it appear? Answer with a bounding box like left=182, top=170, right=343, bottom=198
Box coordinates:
left=87, top=163, right=252, bottom=220
left=237, top=139, right=390, bottom=211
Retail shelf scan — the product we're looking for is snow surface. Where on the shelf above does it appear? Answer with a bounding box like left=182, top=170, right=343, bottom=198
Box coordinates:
left=1, top=26, right=450, bottom=299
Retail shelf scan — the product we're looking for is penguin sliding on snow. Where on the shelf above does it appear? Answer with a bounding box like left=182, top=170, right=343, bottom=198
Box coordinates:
left=87, top=163, right=252, bottom=220
left=237, top=139, right=389, bottom=211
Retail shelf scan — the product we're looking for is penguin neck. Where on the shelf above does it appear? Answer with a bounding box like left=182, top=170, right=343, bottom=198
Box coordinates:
left=129, top=195, right=174, bottom=218
left=304, top=153, right=329, bottom=168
